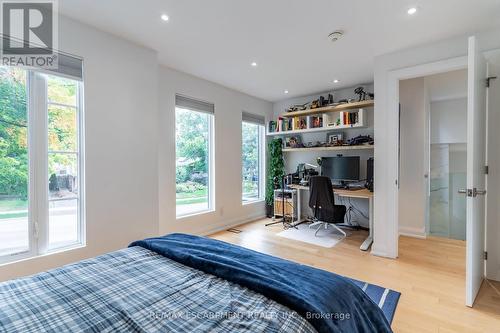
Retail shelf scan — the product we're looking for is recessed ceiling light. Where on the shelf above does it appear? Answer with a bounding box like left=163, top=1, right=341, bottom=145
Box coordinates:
left=333, top=79, right=340, bottom=83
left=284, top=90, right=289, bottom=94
left=161, top=14, right=169, bottom=21
left=407, top=7, right=417, bottom=15
left=251, top=62, right=257, bottom=67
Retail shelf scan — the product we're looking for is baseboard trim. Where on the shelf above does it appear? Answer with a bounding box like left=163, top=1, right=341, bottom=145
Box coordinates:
left=399, top=226, right=427, bottom=239
left=486, top=269, right=500, bottom=283
left=199, top=214, right=266, bottom=236
left=370, top=243, right=398, bottom=259
left=371, top=249, right=397, bottom=259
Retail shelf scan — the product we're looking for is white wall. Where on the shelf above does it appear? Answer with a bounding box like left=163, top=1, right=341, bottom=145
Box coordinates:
left=373, top=28, right=500, bottom=258
left=425, top=70, right=468, bottom=102
left=158, top=67, right=273, bottom=236
left=272, top=85, right=374, bottom=227
left=399, top=78, right=427, bottom=237
left=430, top=98, right=467, bottom=144
left=0, top=14, right=274, bottom=282
left=0, top=16, right=160, bottom=281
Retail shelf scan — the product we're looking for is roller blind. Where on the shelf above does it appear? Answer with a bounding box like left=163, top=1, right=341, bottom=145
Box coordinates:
left=49, top=52, right=83, bottom=81
left=242, top=111, right=265, bottom=125
left=175, top=95, right=215, bottom=114
left=1, top=35, right=83, bottom=81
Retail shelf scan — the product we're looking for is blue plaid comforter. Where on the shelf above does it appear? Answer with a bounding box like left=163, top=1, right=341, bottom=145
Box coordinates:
left=0, top=246, right=316, bottom=333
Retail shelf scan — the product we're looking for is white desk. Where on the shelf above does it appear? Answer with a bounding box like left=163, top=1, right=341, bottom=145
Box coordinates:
left=288, top=184, right=374, bottom=251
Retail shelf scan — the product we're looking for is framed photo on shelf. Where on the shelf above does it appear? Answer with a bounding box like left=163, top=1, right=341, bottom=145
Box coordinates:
left=326, top=132, right=343, bottom=145
left=283, top=135, right=303, bottom=148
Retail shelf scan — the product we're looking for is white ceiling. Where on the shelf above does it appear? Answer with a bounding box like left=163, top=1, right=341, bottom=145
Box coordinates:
left=59, top=0, right=500, bottom=102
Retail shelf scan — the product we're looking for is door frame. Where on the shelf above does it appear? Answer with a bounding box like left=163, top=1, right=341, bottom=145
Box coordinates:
left=386, top=56, right=468, bottom=258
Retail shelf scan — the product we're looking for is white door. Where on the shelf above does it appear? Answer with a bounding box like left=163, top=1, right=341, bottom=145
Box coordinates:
left=465, top=36, right=488, bottom=307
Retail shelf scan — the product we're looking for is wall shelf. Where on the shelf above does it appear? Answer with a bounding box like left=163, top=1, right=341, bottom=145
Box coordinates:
left=267, top=123, right=366, bottom=136
left=282, top=145, right=374, bottom=152
left=281, top=100, right=374, bottom=118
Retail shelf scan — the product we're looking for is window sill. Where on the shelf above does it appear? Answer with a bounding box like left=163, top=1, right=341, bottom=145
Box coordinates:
left=46, top=242, right=86, bottom=256
left=0, top=243, right=86, bottom=267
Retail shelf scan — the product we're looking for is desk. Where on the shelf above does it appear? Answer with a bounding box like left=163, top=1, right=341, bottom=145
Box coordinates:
left=288, top=184, right=374, bottom=251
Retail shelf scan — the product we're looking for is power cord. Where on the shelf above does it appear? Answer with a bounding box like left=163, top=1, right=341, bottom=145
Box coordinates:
left=338, top=196, right=365, bottom=228
left=347, top=197, right=369, bottom=220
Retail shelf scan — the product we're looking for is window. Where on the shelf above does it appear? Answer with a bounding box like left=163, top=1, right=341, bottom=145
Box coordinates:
left=0, top=67, right=29, bottom=258
left=47, top=75, right=82, bottom=250
left=0, top=61, right=84, bottom=264
left=242, top=112, right=265, bottom=203
left=175, top=95, right=214, bottom=217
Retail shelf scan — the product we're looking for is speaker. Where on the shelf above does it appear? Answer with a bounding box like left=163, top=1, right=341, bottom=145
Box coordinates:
left=366, top=158, right=374, bottom=191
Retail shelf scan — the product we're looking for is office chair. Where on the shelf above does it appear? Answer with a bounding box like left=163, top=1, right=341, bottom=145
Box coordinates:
left=308, top=176, right=347, bottom=237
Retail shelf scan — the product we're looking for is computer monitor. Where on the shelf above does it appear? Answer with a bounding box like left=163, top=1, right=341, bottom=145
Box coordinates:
left=321, top=156, right=360, bottom=184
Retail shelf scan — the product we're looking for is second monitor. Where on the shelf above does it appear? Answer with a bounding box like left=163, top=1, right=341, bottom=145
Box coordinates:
left=321, top=156, right=360, bottom=186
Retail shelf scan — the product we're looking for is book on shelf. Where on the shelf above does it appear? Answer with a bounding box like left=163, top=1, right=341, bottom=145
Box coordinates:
left=292, top=116, right=307, bottom=130
left=268, top=108, right=365, bottom=133
left=309, top=115, right=323, bottom=128
left=268, top=117, right=294, bottom=133
left=282, top=117, right=293, bottom=131
left=342, top=111, right=358, bottom=125
left=268, top=120, right=277, bottom=133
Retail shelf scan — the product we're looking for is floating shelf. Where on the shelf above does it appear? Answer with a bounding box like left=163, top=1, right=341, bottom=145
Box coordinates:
left=267, top=123, right=365, bottom=136
left=282, top=145, right=374, bottom=152
left=281, top=100, right=374, bottom=118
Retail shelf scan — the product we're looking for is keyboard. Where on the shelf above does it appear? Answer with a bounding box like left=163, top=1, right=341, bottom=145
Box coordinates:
left=347, top=184, right=366, bottom=190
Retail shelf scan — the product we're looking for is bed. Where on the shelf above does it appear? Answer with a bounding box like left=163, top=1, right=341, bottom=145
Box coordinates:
left=0, top=233, right=399, bottom=333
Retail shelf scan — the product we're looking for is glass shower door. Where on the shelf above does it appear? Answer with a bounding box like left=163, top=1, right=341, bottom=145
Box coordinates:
left=429, top=143, right=466, bottom=240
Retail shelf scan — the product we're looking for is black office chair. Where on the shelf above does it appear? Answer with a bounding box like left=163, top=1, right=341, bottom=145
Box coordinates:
left=308, top=176, right=347, bottom=237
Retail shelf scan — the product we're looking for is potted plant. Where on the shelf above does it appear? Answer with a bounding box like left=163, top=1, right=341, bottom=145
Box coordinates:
left=266, top=138, right=285, bottom=217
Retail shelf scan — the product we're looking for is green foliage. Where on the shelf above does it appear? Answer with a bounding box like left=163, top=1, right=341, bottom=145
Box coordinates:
left=47, top=76, right=77, bottom=106
left=47, top=76, right=78, bottom=177
left=176, top=181, right=206, bottom=194
left=0, top=67, right=77, bottom=199
left=265, top=138, right=284, bottom=205
left=49, top=105, right=77, bottom=152
left=175, top=108, right=209, bottom=185
left=242, top=122, right=259, bottom=197
left=242, top=122, right=258, bottom=175
left=0, top=67, right=28, bottom=199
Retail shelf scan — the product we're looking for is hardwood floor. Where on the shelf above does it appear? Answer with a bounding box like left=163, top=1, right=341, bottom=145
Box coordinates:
left=210, top=219, right=500, bottom=333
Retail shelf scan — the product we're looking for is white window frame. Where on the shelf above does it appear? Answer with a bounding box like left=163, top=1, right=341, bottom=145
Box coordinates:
left=175, top=107, right=215, bottom=218
left=241, top=121, right=265, bottom=204
left=0, top=69, right=85, bottom=265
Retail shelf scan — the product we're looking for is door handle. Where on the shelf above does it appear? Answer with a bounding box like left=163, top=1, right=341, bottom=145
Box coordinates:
left=473, top=188, right=486, bottom=196
left=458, top=189, right=473, bottom=197
left=459, top=188, right=487, bottom=197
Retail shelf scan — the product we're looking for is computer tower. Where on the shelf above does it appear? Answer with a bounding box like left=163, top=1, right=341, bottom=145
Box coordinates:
left=366, top=158, right=374, bottom=192
left=273, top=189, right=298, bottom=222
